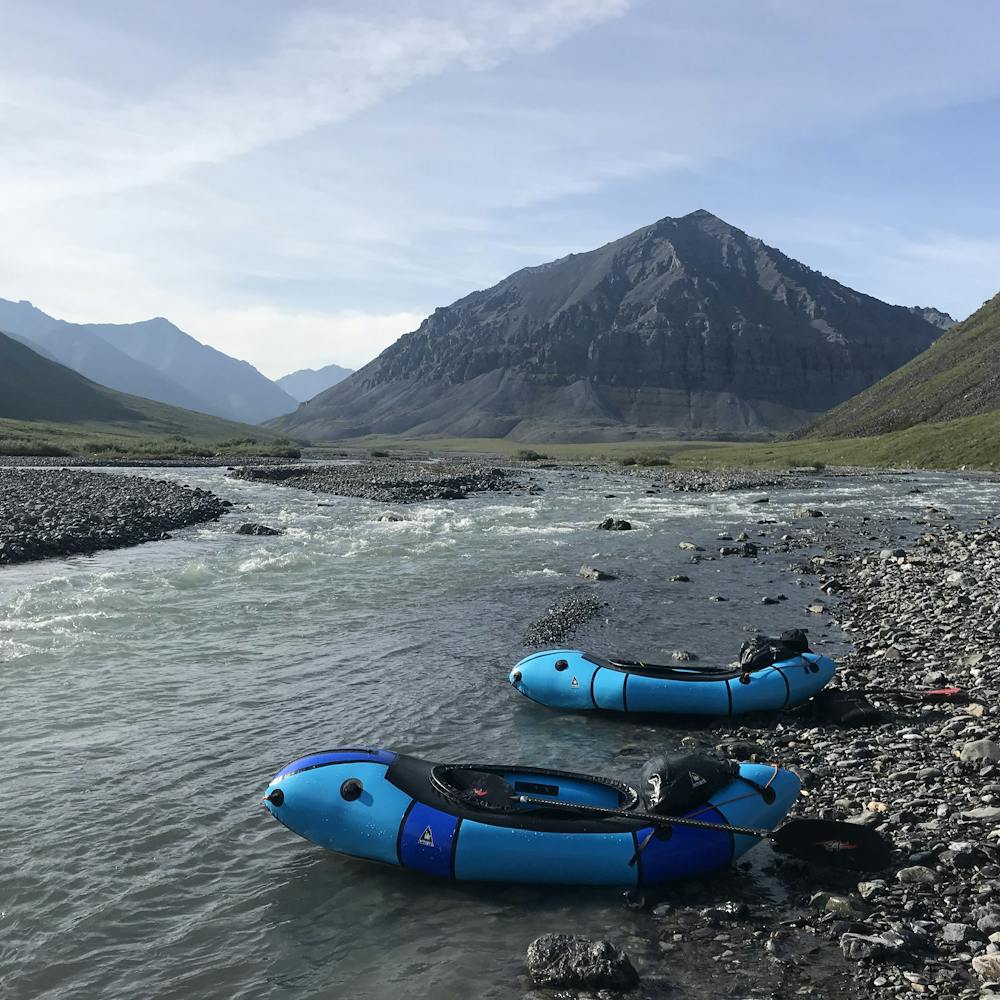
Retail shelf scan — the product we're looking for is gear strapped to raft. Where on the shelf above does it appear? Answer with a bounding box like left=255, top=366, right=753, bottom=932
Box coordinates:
left=640, top=752, right=740, bottom=815
left=738, top=629, right=812, bottom=681
left=579, top=627, right=815, bottom=685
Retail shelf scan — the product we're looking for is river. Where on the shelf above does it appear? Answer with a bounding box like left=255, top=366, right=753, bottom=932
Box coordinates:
left=2, top=465, right=999, bottom=998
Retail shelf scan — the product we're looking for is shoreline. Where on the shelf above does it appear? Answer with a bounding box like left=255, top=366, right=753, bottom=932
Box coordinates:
left=594, top=509, right=1000, bottom=999
left=3, top=458, right=999, bottom=994
left=0, top=468, right=231, bottom=566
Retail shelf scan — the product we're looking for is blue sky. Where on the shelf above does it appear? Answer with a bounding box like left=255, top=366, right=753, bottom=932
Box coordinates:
left=1, top=0, right=998, bottom=376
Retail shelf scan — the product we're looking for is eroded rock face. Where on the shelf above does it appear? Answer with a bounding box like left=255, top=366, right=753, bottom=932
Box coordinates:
left=526, top=933, right=639, bottom=991
left=273, top=210, right=943, bottom=442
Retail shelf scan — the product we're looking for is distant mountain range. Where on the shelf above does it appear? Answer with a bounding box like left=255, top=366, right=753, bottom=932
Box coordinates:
left=805, top=291, right=999, bottom=439
left=277, top=362, right=354, bottom=402
left=0, top=329, right=290, bottom=448
left=0, top=298, right=298, bottom=424
left=272, top=210, right=949, bottom=443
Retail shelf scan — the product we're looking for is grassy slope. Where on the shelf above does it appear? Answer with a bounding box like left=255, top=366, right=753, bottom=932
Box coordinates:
left=0, top=329, right=138, bottom=422
left=329, top=414, right=1000, bottom=471
left=0, top=405, right=299, bottom=458
left=805, top=291, right=1000, bottom=438
left=0, top=329, right=301, bottom=458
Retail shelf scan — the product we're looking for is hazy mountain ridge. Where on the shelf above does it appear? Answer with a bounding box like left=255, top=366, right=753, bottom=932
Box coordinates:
left=804, top=291, right=1000, bottom=439
left=277, top=363, right=354, bottom=402
left=0, top=299, right=297, bottom=424
left=274, top=210, right=946, bottom=442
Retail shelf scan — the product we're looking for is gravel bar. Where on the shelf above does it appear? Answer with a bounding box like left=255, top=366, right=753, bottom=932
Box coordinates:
left=228, top=460, right=527, bottom=504
left=624, top=515, right=1000, bottom=998
left=0, top=469, right=230, bottom=566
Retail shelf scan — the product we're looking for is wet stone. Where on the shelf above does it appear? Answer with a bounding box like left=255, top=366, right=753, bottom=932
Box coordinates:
left=526, top=933, right=639, bottom=992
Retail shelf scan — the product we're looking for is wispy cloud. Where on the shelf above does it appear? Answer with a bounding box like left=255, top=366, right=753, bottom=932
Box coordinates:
left=1, top=0, right=998, bottom=374
left=1, top=1, right=631, bottom=204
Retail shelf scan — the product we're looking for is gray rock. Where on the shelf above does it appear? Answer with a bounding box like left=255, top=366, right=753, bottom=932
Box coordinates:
left=719, top=541, right=758, bottom=557
left=961, top=738, right=1000, bottom=763
left=598, top=517, right=632, bottom=531
left=897, top=865, right=938, bottom=885
left=962, top=806, right=1000, bottom=822
left=236, top=522, right=283, bottom=536
left=840, top=930, right=909, bottom=960
left=526, top=933, right=639, bottom=991
left=973, top=953, right=1000, bottom=979
left=943, top=922, right=983, bottom=944
left=810, top=892, right=866, bottom=918
left=579, top=564, right=616, bottom=581
left=796, top=507, right=825, bottom=518
left=230, top=460, right=516, bottom=504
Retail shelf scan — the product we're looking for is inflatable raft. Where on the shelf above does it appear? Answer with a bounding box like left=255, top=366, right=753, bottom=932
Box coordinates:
left=509, top=649, right=836, bottom=716
left=262, top=746, right=799, bottom=886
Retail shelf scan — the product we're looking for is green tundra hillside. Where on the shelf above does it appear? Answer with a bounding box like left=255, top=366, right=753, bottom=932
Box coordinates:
left=0, top=330, right=297, bottom=457
left=804, top=291, right=1000, bottom=438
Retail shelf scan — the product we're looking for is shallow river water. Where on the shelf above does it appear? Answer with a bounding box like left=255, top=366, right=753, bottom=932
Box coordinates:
left=3, top=465, right=999, bottom=999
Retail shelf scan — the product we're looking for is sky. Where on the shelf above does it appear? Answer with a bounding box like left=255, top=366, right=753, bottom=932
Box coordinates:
left=1, top=0, right=998, bottom=379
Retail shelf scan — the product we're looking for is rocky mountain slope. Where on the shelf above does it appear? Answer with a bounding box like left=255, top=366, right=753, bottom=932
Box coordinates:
left=0, top=299, right=297, bottom=424
left=277, top=362, right=354, bottom=401
left=805, top=291, right=1000, bottom=439
left=908, top=306, right=955, bottom=330
left=273, top=211, right=945, bottom=443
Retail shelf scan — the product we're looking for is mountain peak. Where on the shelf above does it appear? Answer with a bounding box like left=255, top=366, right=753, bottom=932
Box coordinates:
left=273, top=213, right=945, bottom=443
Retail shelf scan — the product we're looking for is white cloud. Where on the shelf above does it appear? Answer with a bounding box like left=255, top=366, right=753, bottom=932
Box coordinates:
left=1, top=0, right=998, bottom=378
left=185, top=305, right=427, bottom=377
left=0, top=1, right=632, bottom=204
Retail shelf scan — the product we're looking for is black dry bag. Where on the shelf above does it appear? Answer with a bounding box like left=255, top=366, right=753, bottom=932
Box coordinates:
left=640, top=752, right=738, bottom=816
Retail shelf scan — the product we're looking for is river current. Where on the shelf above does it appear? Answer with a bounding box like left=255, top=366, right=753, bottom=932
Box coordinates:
left=3, top=465, right=999, bottom=999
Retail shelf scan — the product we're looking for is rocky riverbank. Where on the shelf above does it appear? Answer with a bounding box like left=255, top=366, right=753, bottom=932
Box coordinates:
left=0, top=455, right=297, bottom=469
left=228, top=459, right=527, bottom=504
left=0, top=469, right=230, bottom=566
left=563, top=512, right=1000, bottom=999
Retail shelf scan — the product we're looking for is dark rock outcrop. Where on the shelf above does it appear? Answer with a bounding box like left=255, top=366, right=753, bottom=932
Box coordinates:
left=235, top=522, right=283, bottom=536
left=598, top=517, right=632, bottom=531
left=526, top=933, right=639, bottom=991
left=273, top=210, right=943, bottom=442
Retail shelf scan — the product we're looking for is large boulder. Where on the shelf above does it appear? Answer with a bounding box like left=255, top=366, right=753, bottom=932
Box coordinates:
left=598, top=517, right=632, bottom=531
left=236, top=522, right=283, bottom=536
left=526, top=933, right=639, bottom=991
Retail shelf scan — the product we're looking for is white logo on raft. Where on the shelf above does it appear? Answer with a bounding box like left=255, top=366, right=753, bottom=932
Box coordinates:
left=419, top=826, right=434, bottom=847
left=571, top=676, right=579, bottom=687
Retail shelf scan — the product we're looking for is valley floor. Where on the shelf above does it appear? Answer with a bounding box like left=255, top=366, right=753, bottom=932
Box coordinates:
left=326, top=408, right=1000, bottom=472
